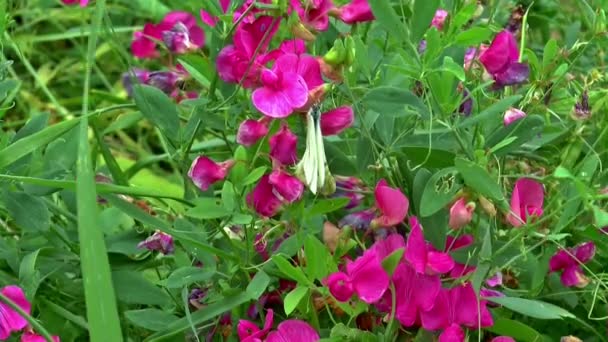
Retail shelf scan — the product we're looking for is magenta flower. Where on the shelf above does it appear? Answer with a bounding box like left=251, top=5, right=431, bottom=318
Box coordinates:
left=444, top=235, right=476, bottom=278
left=237, top=309, right=274, bottom=342
left=431, top=9, right=449, bottom=30
left=333, top=176, right=364, bottom=209
left=188, top=156, right=234, bottom=191
left=389, top=262, right=441, bottom=326
left=21, top=332, right=60, bottom=342
left=486, top=272, right=504, bottom=287
left=334, top=0, right=375, bottom=24
left=320, top=106, right=354, bottom=136
left=266, top=320, right=320, bottom=342
left=370, top=179, right=409, bottom=228
left=549, top=242, right=595, bottom=288
left=131, top=11, right=204, bottom=58
left=503, top=107, right=526, bottom=126
left=506, top=178, right=544, bottom=227
left=247, top=175, right=283, bottom=217
left=237, top=119, right=269, bottom=147
left=448, top=198, right=475, bottom=230
left=268, top=170, right=304, bottom=203
left=137, top=231, right=174, bottom=255
left=121, top=69, right=150, bottom=97
left=0, top=286, right=31, bottom=340
left=406, top=217, right=455, bottom=275
left=275, top=53, right=324, bottom=96
left=491, top=337, right=516, bottom=342
left=252, top=64, right=308, bottom=118
left=269, top=124, right=298, bottom=166
left=146, top=71, right=182, bottom=95
left=290, top=0, right=336, bottom=31
left=479, top=30, right=529, bottom=87
left=323, top=272, right=354, bottom=302
left=62, top=0, right=88, bottom=6
left=420, top=282, right=493, bottom=341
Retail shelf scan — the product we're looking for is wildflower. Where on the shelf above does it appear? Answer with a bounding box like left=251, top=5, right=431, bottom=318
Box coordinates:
left=236, top=119, right=269, bottom=147
left=290, top=0, right=336, bottom=32
left=506, top=178, right=544, bottom=227
left=339, top=210, right=375, bottom=230
left=266, top=320, right=320, bottom=342
left=188, top=156, right=235, bottom=191
left=131, top=11, right=204, bottom=58
left=320, top=106, right=354, bottom=136
left=146, top=71, right=182, bottom=95
left=332, top=0, right=374, bottom=24
left=121, top=69, right=150, bottom=97
left=333, top=176, right=365, bottom=209
left=137, top=231, right=174, bottom=255
left=268, top=170, right=304, bottom=203
left=269, top=124, right=298, bottom=166
left=61, top=0, right=88, bottom=6
left=549, top=242, right=595, bottom=288
left=295, top=105, right=335, bottom=195
left=458, top=88, right=473, bottom=116
left=486, top=272, right=504, bottom=287
left=271, top=53, right=325, bottom=112
left=444, top=235, right=476, bottom=278
left=323, top=272, right=354, bottom=302
left=0, top=285, right=31, bottom=340
left=21, top=332, right=60, bottom=342
left=252, top=60, right=309, bottom=118
left=370, top=180, right=409, bottom=228
left=188, top=288, right=208, bottom=309
left=431, top=9, right=449, bottom=30
left=420, top=282, right=493, bottom=341
left=391, top=262, right=442, bottom=327
left=573, top=91, right=591, bottom=119
left=406, top=217, right=455, bottom=275
left=247, top=175, right=283, bottom=217
left=448, top=198, right=475, bottom=230
left=479, top=30, right=529, bottom=87
left=503, top=107, right=526, bottom=126
left=237, top=309, right=274, bottom=342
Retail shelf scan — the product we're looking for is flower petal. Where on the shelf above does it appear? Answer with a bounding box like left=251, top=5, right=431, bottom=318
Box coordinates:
left=372, top=179, right=409, bottom=228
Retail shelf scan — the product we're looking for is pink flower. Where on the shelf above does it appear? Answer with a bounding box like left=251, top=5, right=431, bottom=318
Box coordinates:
left=448, top=198, right=475, bottom=230
left=275, top=54, right=324, bottom=95
left=370, top=179, right=409, bottom=228
left=137, top=231, right=174, bottom=255
left=333, top=176, right=365, bottom=209
left=323, top=272, right=354, bottom=302
left=491, top=337, right=516, bottom=342
left=549, top=242, right=595, bottom=288
left=431, top=9, right=448, bottom=30
left=420, top=282, right=493, bottom=340
left=503, top=108, right=526, bottom=126
left=188, top=156, right=235, bottom=191
left=237, top=309, right=274, bottom=342
left=237, top=119, right=269, bottom=146
left=266, top=320, right=320, bottom=342
left=0, top=286, right=31, bottom=340
left=200, top=10, right=218, bottom=27
left=486, top=272, right=503, bottom=287
left=392, top=262, right=441, bottom=326
left=268, top=170, right=304, bottom=203
left=21, top=332, right=60, bottom=342
left=479, top=30, right=529, bottom=87
left=334, top=0, right=374, bottom=24
left=247, top=175, right=283, bottom=217
left=406, top=217, right=455, bottom=275
left=506, top=178, right=544, bottom=227
left=131, top=11, right=204, bottom=58
left=269, top=124, right=298, bottom=166
left=320, top=106, right=354, bottom=136
left=252, top=64, right=308, bottom=118
left=444, top=235, right=475, bottom=278
left=62, top=0, right=89, bottom=6
left=290, top=0, right=336, bottom=31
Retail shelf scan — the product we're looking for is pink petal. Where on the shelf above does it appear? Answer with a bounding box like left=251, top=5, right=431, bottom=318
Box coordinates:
left=503, top=108, right=526, bottom=126
left=246, top=175, right=283, bottom=217
left=188, top=26, right=205, bottom=48
left=220, top=0, right=231, bottom=13
left=507, top=178, right=544, bottom=227
left=266, top=320, right=320, bottom=342
left=234, top=16, right=279, bottom=57
left=252, top=88, right=295, bottom=118
left=479, top=30, right=519, bottom=74
left=131, top=26, right=159, bottom=59
left=486, top=272, right=503, bottom=287
left=445, top=234, right=474, bottom=252
left=320, top=106, right=354, bottom=136
left=492, top=337, right=516, bottom=342
left=0, top=286, right=30, bottom=339
left=216, top=45, right=241, bottom=83
left=426, top=251, right=455, bottom=274
left=414, top=273, right=441, bottom=311
left=268, top=170, right=304, bottom=203
left=280, top=72, right=309, bottom=108
left=549, top=249, right=574, bottom=272
left=431, top=9, right=449, bottom=30
left=337, top=0, right=375, bottom=24
left=448, top=198, right=475, bottom=230
left=237, top=119, right=269, bottom=146
left=188, top=156, right=234, bottom=191
left=561, top=265, right=589, bottom=288
left=449, top=263, right=476, bottom=278
left=269, top=124, right=298, bottom=166
left=439, top=324, right=465, bottom=342
left=405, top=217, right=427, bottom=274
left=200, top=10, right=218, bottom=26
left=20, top=332, right=61, bottom=342
left=420, top=288, right=450, bottom=330
left=371, top=233, right=406, bottom=260
left=347, top=249, right=389, bottom=303
left=323, top=272, right=354, bottom=302
left=372, top=179, right=409, bottom=227
left=573, top=241, right=595, bottom=263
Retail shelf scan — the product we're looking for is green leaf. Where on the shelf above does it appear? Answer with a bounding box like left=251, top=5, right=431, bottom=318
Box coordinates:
left=381, top=248, right=405, bottom=276
left=132, top=84, right=180, bottom=141
left=411, top=0, right=440, bottom=42
left=112, top=270, right=171, bottom=306
left=221, top=181, right=237, bottom=212
left=5, top=192, right=50, bottom=232
left=304, top=235, right=331, bottom=281
left=19, top=249, right=42, bottom=298
left=593, top=206, right=608, bottom=228
left=241, top=166, right=267, bottom=186
left=164, top=267, right=215, bottom=289
left=284, top=286, right=309, bottom=316
left=272, top=255, right=311, bottom=285
left=456, top=95, right=522, bottom=129
left=486, top=317, right=543, bottom=342
left=307, top=198, right=350, bottom=216
left=125, top=309, right=179, bottom=332
left=542, top=38, right=559, bottom=71
left=419, top=168, right=461, bottom=217
left=363, top=86, right=429, bottom=119
left=330, top=323, right=380, bottom=342
left=471, top=223, right=491, bottom=293
left=246, top=271, right=271, bottom=300
left=485, top=115, right=545, bottom=155
left=441, top=56, right=465, bottom=81
left=0, top=117, right=79, bottom=170
left=178, top=55, right=214, bottom=88
left=488, top=296, right=575, bottom=319
left=368, top=1, right=407, bottom=42
left=186, top=198, right=231, bottom=219
left=455, top=27, right=493, bottom=46
left=455, top=158, right=506, bottom=207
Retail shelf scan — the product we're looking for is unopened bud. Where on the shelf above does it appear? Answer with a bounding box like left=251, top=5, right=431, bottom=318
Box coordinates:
left=478, top=195, right=496, bottom=217
left=323, top=39, right=346, bottom=66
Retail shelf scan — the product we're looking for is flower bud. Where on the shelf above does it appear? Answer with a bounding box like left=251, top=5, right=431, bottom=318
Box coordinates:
left=320, top=106, right=354, bottom=136
left=323, top=39, right=346, bottom=66
left=479, top=195, right=497, bottom=217
left=269, top=124, right=298, bottom=166
left=162, top=22, right=196, bottom=54
left=188, top=156, right=234, bottom=191
left=268, top=170, right=304, bottom=203
left=344, top=36, right=356, bottom=66
left=137, top=231, right=174, bottom=255
left=448, top=198, right=475, bottom=230
left=503, top=107, right=526, bottom=126
left=236, top=119, right=269, bottom=147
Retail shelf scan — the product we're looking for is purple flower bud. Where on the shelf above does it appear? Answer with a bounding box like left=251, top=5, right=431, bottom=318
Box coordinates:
left=122, top=69, right=150, bottom=97
left=137, top=231, right=174, bottom=254
left=503, top=107, right=526, bottom=126
left=574, top=91, right=591, bottom=119
left=147, top=71, right=181, bottom=95
left=162, top=22, right=195, bottom=54
left=458, top=88, right=473, bottom=116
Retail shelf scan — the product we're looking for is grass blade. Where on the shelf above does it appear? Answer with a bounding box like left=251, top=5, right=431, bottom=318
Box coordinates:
left=76, top=0, right=123, bottom=341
